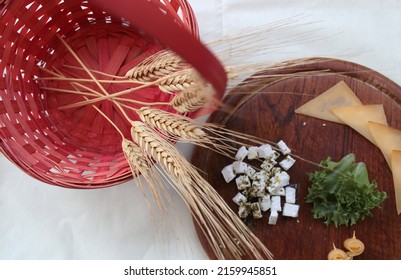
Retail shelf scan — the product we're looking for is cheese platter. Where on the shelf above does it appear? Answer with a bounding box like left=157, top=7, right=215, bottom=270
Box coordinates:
left=190, top=58, right=401, bottom=260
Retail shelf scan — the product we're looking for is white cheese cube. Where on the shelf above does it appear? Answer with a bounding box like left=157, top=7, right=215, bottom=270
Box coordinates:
left=238, top=204, right=250, bottom=219
left=250, top=180, right=266, bottom=197
left=246, top=165, right=256, bottom=178
left=233, top=192, right=247, bottom=205
left=277, top=140, right=291, bottom=155
left=235, top=146, right=248, bottom=161
left=271, top=167, right=282, bottom=175
left=268, top=210, right=279, bottom=225
left=279, top=155, right=296, bottom=171
left=257, top=144, right=275, bottom=159
left=251, top=203, right=263, bottom=219
left=267, top=185, right=282, bottom=195
left=271, top=150, right=281, bottom=161
left=252, top=179, right=266, bottom=189
left=232, top=161, right=248, bottom=175
left=271, top=171, right=290, bottom=188
left=259, top=195, right=271, bottom=211
left=251, top=171, right=266, bottom=182
left=221, top=164, right=236, bottom=183
left=261, top=160, right=276, bottom=172
left=282, top=203, right=300, bottom=218
left=285, top=186, right=296, bottom=204
left=247, top=146, right=258, bottom=160
left=271, top=195, right=282, bottom=212
left=235, top=175, right=251, bottom=190
left=260, top=169, right=272, bottom=179
left=268, top=185, right=286, bottom=196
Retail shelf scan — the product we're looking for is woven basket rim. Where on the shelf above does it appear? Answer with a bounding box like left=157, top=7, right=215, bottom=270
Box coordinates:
left=0, top=0, right=202, bottom=188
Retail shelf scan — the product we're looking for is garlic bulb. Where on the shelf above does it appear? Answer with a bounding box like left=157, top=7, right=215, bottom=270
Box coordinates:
left=327, top=244, right=350, bottom=260
left=344, top=231, right=365, bottom=257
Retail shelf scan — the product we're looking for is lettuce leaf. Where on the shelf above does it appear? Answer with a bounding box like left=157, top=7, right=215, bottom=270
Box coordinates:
left=306, top=153, right=387, bottom=227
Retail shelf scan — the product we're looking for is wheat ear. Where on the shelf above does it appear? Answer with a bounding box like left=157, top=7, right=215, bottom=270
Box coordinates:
left=122, top=138, right=173, bottom=212
left=136, top=107, right=235, bottom=157
left=130, top=121, right=272, bottom=260
left=171, top=83, right=217, bottom=113
left=126, top=49, right=188, bottom=82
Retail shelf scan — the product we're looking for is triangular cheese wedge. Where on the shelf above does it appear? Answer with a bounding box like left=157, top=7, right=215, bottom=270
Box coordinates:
left=368, top=122, right=401, bottom=167
left=331, top=104, right=388, bottom=145
left=295, top=81, right=362, bottom=123
left=391, top=150, right=401, bottom=215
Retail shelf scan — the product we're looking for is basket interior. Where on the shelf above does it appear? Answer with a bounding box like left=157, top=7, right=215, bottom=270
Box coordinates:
left=0, top=0, right=197, bottom=188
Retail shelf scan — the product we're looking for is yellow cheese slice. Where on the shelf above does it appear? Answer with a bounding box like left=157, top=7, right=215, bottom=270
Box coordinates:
left=368, top=122, right=401, bottom=167
left=295, top=81, right=362, bottom=124
left=391, top=150, right=401, bottom=215
left=331, top=104, right=388, bottom=145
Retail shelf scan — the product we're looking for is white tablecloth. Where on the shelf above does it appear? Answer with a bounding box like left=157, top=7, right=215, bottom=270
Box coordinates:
left=1, top=0, right=401, bottom=259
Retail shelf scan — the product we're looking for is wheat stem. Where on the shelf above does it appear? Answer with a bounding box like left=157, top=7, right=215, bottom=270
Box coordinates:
left=130, top=121, right=273, bottom=260
left=42, top=84, right=170, bottom=108
left=63, top=64, right=126, bottom=79
left=34, top=76, right=146, bottom=84
left=39, top=86, right=99, bottom=97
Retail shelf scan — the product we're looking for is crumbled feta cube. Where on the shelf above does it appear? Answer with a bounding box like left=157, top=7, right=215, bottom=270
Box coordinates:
left=235, top=146, right=248, bottom=161
left=277, top=140, right=291, bottom=155
left=268, top=185, right=285, bottom=196
left=252, top=179, right=266, bottom=189
left=259, top=195, right=271, bottom=211
left=246, top=165, right=256, bottom=178
left=250, top=180, right=266, bottom=197
left=235, top=175, right=251, bottom=190
left=247, top=146, right=258, bottom=160
left=260, top=169, right=271, bottom=179
left=242, top=188, right=251, bottom=198
left=271, top=150, right=281, bottom=161
left=271, top=195, right=282, bottom=212
left=267, top=185, right=282, bottom=195
left=271, top=171, right=290, bottom=188
left=232, top=161, right=248, bottom=175
left=251, top=171, right=266, bottom=182
left=282, top=203, right=300, bottom=218
left=233, top=192, right=247, bottom=205
left=221, top=164, right=236, bottom=183
left=238, top=204, right=250, bottom=219
left=271, top=167, right=282, bottom=175
left=257, top=144, right=275, bottom=159
left=261, top=160, right=276, bottom=172
left=279, top=155, right=296, bottom=171
left=251, top=203, right=263, bottom=219
left=285, top=186, right=296, bottom=204
left=268, top=210, right=279, bottom=225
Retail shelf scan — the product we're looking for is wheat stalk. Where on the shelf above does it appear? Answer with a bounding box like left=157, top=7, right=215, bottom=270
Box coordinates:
left=130, top=121, right=273, bottom=260
left=52, top=38, right=174, bottom=215
left=136, top=106, right=236, bottom=157
left=47, top=68, right=217, bottom=114
left=122, top=138, right=173, bottom=212
left=125, top=49, right=188, bottom=82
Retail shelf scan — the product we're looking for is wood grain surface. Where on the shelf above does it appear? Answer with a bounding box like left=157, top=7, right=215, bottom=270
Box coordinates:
left=190, top=58, right=401, bottom=260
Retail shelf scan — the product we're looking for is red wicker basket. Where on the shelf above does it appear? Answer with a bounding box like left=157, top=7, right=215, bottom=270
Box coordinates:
left=0, top=0, right=226, bottom=188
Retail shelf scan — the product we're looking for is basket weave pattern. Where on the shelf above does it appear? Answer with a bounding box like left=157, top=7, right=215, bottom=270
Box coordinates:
left=0, top=0, right=198, bottom=188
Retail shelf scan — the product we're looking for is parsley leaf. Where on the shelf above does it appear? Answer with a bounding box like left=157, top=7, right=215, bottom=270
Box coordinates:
left=305, top=153, right=387, bottom=227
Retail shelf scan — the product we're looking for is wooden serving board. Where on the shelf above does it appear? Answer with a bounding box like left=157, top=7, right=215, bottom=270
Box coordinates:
left=190, top=58, right=401, bottom=260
